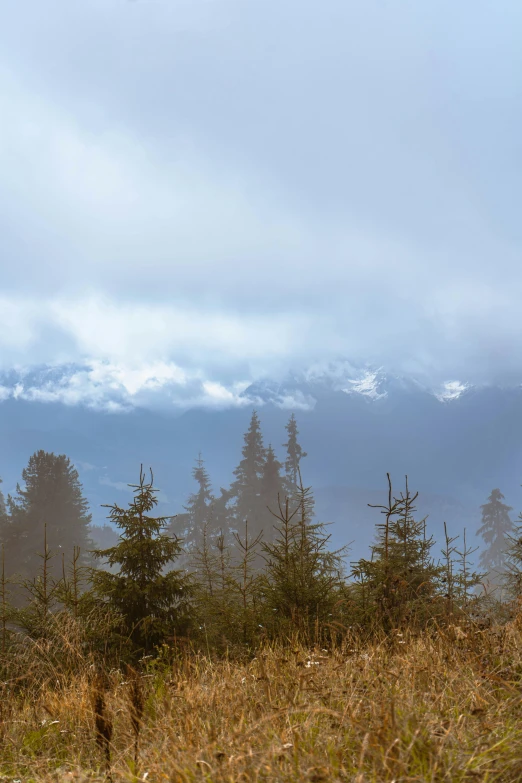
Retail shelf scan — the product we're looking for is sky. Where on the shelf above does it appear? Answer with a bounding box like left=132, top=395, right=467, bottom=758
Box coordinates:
left=1, top=0, right=522, bottom=412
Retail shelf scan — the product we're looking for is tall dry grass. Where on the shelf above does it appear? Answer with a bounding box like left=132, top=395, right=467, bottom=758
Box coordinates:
left=1, top=618, right=522, bottom=781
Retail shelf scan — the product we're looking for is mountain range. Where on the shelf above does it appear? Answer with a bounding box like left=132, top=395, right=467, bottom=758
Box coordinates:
left=1, top=360, right=521, bottom=563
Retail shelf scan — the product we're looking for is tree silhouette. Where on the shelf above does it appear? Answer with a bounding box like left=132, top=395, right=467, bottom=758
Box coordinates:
left=0, top=477, right=6, bottom=520
left=229, top=410, right=267, bottom=541
left=282, top=414, right=311, bottom=514
left=2, top=451, right=92, bottom=583
left=181, top=453, right=215, bottom=553
left=207, top=487, right=234, bottom=545
left=477, top=488, right=514, bottom=585
left=259, top=444, right=285, bottom=544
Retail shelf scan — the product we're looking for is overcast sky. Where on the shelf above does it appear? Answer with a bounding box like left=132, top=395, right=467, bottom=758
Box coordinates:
left=1, top=0, right=522, bottom=411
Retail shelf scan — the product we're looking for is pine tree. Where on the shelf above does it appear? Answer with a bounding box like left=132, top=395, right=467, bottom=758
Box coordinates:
left=91, top=466, right=191, bottom=655
left=230, top=520, right=263, bottom=645
left=261, top=471, right=347, bottom=643
left=181, top=454, right=215, bottom=553
left=190, top=518, right=264, bottom=651
left=229, top=411, right=267, bottom=542
left=440, top=521, right=459, bottom=621
left=0, top=478, right=8, bottom=564
left=0, top=477, right=6, bottom=520
left=0, top=543, right=13, bottom=654
left=207, top=487, right=234, bottom=545
left=454, top=528, right=484, bottom=609
left=282, top=414, right=312, bottom=516
left=259, top=445, right=285, bottom=544
left=505, top=522, right=522, bottom=601
left=183, top=486, right=234, bottom=572
left=2, top=451, right=93, bottom=583
left=504, top=486, right=522, bottom=602
left=477, top=488, right=514, bottom=586
left=190, top=526, right=234, bottom=650
left=351, top=475, right=441, bottom=632
left=15, top=524, right=61, bottom=642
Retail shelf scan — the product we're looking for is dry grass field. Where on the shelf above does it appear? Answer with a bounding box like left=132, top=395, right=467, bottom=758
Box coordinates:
left=2, top=619, right=522, bottom=783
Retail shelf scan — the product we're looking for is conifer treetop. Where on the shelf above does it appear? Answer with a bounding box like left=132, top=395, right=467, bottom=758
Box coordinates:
left=477, top=487, right=514, bottom=577
left=283, top=413, right=308, bottom=491
left=91, top=465, right=190, bottom=653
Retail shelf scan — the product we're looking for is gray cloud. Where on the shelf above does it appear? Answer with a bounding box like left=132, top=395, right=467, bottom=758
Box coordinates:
left=1, top=0, right=522, bottom=403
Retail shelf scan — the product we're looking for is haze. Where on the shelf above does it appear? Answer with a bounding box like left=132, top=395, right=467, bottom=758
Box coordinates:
left=1, top=1, right=521, bottom=411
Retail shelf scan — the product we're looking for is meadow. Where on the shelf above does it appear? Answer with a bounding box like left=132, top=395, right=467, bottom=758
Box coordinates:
left=1, top=617, right=522, bottom=783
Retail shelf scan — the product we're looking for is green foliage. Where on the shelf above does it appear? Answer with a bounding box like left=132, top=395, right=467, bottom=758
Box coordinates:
left=0, top=526, right=121, bottom=681
left=91, top=465, right=191, bottom=655
left=504, top=488, right=522, bottom=601
left=229, top=520, right=264, bottom=644
left=0, top=544, right=14, bottom=653
left=440, top=520, right=459, bottom=620
left=260, top=472, right=347, bottom=643
left=190, top=525, right=235, bottom=650
left=190, top=521, right=264, bottom=652
left=55, top=545, right=123, bottom=656
left=1, top=450, right=93, bottom=585
left=453, top=528, right=485, bottom=609
left=2, top=408, right=518, bottom=665
left=350, top=475, right=442, bottom=631
left=14, top=524, right=61, bottom=641
left=179, top=453, right=215, bottom=553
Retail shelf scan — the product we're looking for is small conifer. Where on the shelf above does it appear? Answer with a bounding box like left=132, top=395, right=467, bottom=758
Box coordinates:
left=91, top=466, right=191, bottom=655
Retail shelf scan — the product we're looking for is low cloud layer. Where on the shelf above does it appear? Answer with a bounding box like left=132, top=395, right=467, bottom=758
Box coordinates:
left=1, top=0, right=522, bottom=409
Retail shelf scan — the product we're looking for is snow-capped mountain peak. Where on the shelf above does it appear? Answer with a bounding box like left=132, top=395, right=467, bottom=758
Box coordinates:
left=0, top=358, right=480, bottom=413
left=340, top=368, right=389, bottom=401
left=433, top=381, right=471, bottom=403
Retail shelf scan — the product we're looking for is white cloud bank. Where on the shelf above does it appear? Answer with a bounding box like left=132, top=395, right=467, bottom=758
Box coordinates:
left=0, top=357, right=260, bottom=413
left=1, top=1, right=522, bottom=405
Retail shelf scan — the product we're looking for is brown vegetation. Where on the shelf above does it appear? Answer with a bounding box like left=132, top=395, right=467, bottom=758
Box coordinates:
left=2, top=619, right=522, bottom=782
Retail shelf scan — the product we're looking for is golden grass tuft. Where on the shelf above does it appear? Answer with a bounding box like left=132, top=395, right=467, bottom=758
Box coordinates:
left=1, top=622, right=522, bottom=781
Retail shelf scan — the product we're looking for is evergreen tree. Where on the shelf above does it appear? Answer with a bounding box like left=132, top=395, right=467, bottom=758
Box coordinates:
left=15, top=524, right=61, bottom=642
left=0, top=543, right=13, bottom=654
left=454, top=528, right=484, bottom=609
left=261, top=471, right=347, bottom=643
left=229, top=411, right=267, bottom=542
left=190, top=519, right=263, bottom=651
left=181, top=454, right=215, bottom=553
left=0, top=478, right=8, bottom=559
left=2, top=451, right=93, bottom=583
left=259, top=445, right=285, bottom=544
left=440, top=521, right=459, bottom=621
left=167, top=512, right=190, bottom=550
left=186, top=487, right=235, bottom=580
left=229, top=520, right=263, bottom=646
left=505, top=526, right=522, bottom=600
left=477, top=488, right=514, bottom=585
left=91, top=466, right=191, bottom=655
left=0, top=477, right=6, bottom=519
left=207, top=487, right=234, bottom=547
left=351, top=475, right=441, bottom=632
left=282, top=414, right=312, bottom=516
left=504, top=486, right=522, bottom=602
